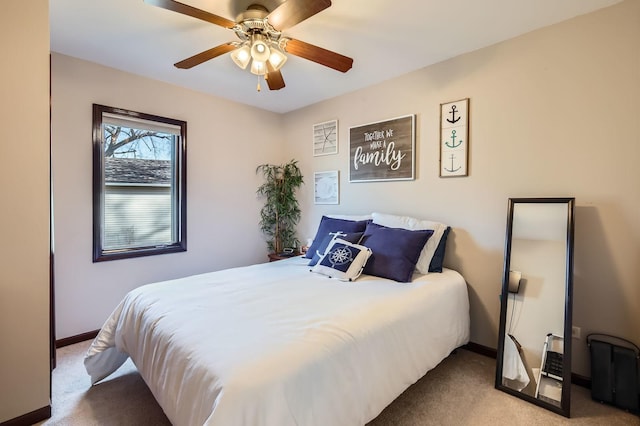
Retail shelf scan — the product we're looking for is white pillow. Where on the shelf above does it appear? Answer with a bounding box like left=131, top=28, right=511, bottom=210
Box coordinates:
left=371, top=212, right=447, bottom=274
left=311, top=238, right=372, bottom=281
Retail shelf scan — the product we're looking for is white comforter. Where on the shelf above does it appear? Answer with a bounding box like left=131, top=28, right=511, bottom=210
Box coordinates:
left=85, top=257, right=470, bottom=426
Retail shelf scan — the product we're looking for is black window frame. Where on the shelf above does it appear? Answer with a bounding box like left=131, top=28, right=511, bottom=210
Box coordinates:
left=92, top=104, right=187, bottom=262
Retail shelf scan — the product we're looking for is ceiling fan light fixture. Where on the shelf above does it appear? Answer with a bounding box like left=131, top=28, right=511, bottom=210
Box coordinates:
left=230, top=45, right=251, bottom=69
left=250, top=36, right=270, bottom=62
left=250, top=59, right=267, bottom=75
left=268, top=48, right=287, bottom=71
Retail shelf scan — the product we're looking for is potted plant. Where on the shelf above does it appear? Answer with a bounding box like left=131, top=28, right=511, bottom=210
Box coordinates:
left=256, top=159, right=304, bottom=254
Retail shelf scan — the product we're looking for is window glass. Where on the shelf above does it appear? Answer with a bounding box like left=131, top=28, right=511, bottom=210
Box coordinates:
left=93, top=104, right=186, bottom=261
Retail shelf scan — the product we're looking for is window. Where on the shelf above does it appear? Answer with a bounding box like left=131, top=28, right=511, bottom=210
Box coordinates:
left=92, top=104, right=186, bottom=261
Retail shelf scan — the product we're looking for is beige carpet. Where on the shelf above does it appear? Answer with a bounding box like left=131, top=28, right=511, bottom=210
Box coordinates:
left=37, top=340, right=639, bottom=426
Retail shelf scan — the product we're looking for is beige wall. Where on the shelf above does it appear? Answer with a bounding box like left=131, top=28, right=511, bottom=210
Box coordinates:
left=51, top=53, right=285, bottom=339
left=283, top=0, right=639, bottom=376
left=0, top=0, right=51, bottom=422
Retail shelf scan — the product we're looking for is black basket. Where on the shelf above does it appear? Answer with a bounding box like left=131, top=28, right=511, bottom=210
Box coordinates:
left=587, top=333, right=639, bottom=414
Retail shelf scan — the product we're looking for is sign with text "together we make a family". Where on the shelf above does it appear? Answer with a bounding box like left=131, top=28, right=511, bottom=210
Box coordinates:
left=349, top=115, right=415, bottom=182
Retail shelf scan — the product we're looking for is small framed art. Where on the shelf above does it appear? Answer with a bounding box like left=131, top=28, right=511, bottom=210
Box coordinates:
left=313, top=120, right=338, bottom=156
left=314, top=170, right=339, bottom=204
left=440, top=98, right=469, bottom=177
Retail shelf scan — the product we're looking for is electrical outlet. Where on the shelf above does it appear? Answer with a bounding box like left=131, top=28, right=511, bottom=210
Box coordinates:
left=572, top=326, right=581, bottom=339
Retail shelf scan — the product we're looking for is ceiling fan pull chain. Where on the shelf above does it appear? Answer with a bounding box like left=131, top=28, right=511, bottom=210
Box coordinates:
left=257, top=74, right=261, bottom=92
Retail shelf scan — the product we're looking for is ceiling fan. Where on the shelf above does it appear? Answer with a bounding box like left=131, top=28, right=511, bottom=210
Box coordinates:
left=145, top=0, right=354, bottom=91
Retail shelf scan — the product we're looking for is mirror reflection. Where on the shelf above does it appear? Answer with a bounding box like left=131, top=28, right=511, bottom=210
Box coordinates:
left=496, top=198, right=574, bottom=417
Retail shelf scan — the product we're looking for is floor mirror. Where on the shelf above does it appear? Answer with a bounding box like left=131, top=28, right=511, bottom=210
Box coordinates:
left=495, top=197, right=575, bottom=417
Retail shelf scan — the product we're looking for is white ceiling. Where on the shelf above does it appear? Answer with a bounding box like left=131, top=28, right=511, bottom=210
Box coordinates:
left=50, top=0, right=621, bottom=114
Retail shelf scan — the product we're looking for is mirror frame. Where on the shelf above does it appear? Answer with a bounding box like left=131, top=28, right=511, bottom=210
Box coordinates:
left=495, top=197, right=575, bottom=417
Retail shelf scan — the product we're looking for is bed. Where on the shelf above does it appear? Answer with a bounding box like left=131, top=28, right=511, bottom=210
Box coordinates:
left=85, top=214, right=470, bottom=426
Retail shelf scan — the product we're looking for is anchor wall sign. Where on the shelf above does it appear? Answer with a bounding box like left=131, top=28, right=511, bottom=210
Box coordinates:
left=440, top=98, right=469, bottom=177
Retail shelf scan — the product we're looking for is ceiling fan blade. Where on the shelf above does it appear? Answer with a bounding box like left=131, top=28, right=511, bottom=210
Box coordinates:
left=144, top=0, right=236, bottom=28
left=267, top=0, right=332, bottom=31
left=174, top=43, right=236, bottom=69
left=284, top=38, right=353, bottom=73
left=265, top=63, right=286, bottom=90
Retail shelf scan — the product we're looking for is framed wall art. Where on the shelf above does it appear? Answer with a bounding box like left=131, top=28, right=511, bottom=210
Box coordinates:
left=313, top=120, right=338, bottom=156
left=440, top=98, right=469, bottom=177
left=314, top=170, right=339, bottom=205
left=349, top=114, right=415, bottom=182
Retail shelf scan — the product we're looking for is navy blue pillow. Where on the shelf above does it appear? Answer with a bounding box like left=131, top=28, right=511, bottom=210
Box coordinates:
left=360, top=222, right=434, bottom=282
left=428, top=226, right=451, bottom=273
left=308, top=231, right=364, bottom=266
left=305, top=216, right=370, bottom=259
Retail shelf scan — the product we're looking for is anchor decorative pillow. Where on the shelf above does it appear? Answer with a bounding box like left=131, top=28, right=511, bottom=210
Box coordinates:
left=307, top=231, right=365, bottom=267
left=311, top=238, right=372, bottom=281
